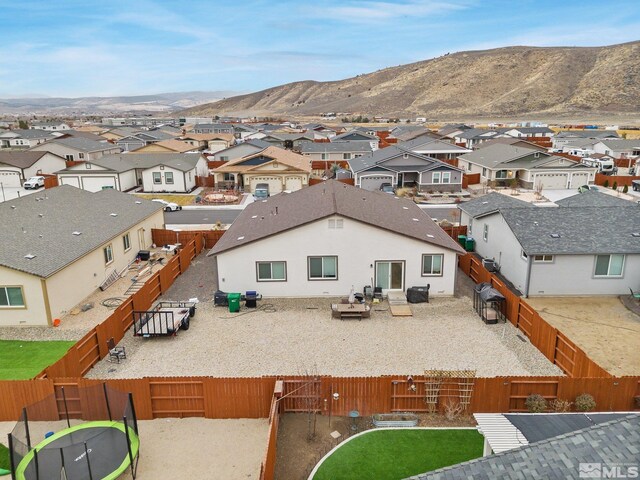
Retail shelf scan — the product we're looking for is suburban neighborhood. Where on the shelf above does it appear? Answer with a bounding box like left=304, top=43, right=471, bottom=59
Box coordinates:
left=1, top=2, right=639, bottom=480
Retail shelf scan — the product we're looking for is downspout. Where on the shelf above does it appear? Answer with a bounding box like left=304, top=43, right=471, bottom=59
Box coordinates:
left=524, top=255, right=533, bottom=298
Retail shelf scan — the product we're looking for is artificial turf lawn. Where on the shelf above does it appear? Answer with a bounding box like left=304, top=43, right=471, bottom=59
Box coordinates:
left=0, top=443, right=9, bottom=471
left=0, top=340, right=75, bottom=380
left=313, top=429, right=483, bottom=480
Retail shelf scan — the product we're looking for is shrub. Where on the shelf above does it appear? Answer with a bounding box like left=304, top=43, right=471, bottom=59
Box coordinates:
left=443, top=399, right=464, bottom=421
left=603, top=180, right=609, bottom=188
left=550, top=399, right=572, bottom=412
left=612, top=181, right=618, bottom=190
left=575, top=393, right=596, bottom=412
left=525, top=393, right=547, bottom=413
left=623, top=185, right=628, bottom=194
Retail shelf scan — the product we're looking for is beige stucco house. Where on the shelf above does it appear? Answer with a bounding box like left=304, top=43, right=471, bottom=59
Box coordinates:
left=0, top=186, right=165, bottom=326
left=212, top=146, right=311, bottom=194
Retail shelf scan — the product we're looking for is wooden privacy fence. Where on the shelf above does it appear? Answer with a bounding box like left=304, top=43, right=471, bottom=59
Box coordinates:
left=458, top=254, right=611, bottom=378
left=2, top=375, right=637, bottom=424
left=37, top=235, right=207, bottom=379
left=462, top=173, right=481, bottom=188
left=195, top=175, right=215, bottom=187
left=594, top=172, right=640, bottom=187
left=309, top=177, right=355, bottom=186
left=260, top=381, right=283, bottom=480
left=151, top=227, right=224, bottom=249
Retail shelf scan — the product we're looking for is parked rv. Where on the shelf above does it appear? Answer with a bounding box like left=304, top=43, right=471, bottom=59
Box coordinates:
left=581, top=157, right=616, bottom=175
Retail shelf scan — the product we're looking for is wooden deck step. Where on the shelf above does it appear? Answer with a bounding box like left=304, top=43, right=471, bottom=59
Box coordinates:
left=387, top=291, right=408, bottom=305
left=390, top=304, right=412, bottom=316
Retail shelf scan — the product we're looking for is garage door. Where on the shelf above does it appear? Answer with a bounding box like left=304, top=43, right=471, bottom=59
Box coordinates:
left=534, top=173, right=568, bottom=189
left=360, top=175, right=394, bottom=191
left=60, top=176, right=81, bottom=188
left=284, top=176, right=302, bottom=191
left=569, top=172, right=590, bottom=189
left=249, top=176, right=282, bottom=195
left=0, top=170, right=22, bottom=187
left=82, top=176, right=117, bottom=192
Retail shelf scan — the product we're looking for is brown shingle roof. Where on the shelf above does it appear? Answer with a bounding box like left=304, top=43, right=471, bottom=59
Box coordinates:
left=209, top=180, right=465, bottom=255
left=0, top=151, right=50, bottom=169
left=131, top=140, right=197, bottom=153
left=213, top=146, right=311, bottom=173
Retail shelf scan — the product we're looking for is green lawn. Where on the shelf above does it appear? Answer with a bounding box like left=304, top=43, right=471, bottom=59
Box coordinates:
left=0, top=340, right=76, bottom=380
left=0, top=443, right=9, bottom=472
left=313, top=429, right=483, bottom=480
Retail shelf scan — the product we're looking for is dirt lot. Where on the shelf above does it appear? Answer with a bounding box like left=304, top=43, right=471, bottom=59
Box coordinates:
left=526, top=297, right=640, bottom=376
left=274, top=413, right=477, bottom=480
left=0, top=417, right=268, bottom=480
left=86, top=255, right=562, bottom=379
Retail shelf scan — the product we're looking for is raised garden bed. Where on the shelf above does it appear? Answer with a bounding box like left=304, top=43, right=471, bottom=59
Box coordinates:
left=372, top=413, right=419, bottom=428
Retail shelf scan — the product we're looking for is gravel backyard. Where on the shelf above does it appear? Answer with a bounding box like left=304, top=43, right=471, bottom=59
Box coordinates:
left=87, top=256, right=562, bottom=378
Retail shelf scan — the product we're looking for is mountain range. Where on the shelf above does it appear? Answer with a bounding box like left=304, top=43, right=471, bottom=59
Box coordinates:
left=181, top=41, right=640, bottom=120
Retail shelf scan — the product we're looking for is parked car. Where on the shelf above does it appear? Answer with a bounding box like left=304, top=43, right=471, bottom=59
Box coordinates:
left=23, top=176, right=45, bottom=189
left=379, top=183, right=394, bottom=194
left=254, top=183, right=270, bottom=199
left=152, top=199, right=182, bottom=211
left=578, top=185, right=599, bottom=193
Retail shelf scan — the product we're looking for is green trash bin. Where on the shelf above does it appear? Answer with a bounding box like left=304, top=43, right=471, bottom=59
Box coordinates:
left=228, top=293, right=241, bottom=313
left=457, top=234, right=467, bottom=247
left=465, top=237, right=475, bottom=252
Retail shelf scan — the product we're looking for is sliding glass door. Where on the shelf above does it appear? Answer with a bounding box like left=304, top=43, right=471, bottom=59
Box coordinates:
left=375, top=261, right=404, bottom=291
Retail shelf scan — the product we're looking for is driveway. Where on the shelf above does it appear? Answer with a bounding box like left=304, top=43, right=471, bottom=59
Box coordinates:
left=526, top=296, right=640, bottom=376
left=0, top=185, right=39, bottom=202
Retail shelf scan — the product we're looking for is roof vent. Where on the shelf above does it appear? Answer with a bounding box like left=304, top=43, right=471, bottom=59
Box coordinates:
left=24, top=254, right=36, bottom=259
left=550, top=233, right=561, bottom=238
left=482, top=201, right=488, bottom=205
left=412, top=218, right=420, bottom=222
left=135, top=201, right=142, bottom=204
left=402, top=206, right=409, bottom=210
left=632, top=232, right=640, bottom=238
left=72, top=231, right=82, bottom=236
left=110, top=213, right=118, bottom=217
left=251, top=215, right=258, bottom=219
left=262, top=200, right=267, bottom=203
left=426, top=234, right=434, bottom=238
left=38, top=213, right=44, bottom=218
left=237, top=236, right=245, bottom=240
left=10, top=205, right=16, bottom=209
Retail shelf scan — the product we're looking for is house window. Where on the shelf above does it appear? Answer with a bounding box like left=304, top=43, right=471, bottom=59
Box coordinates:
left=343, top=153, right=351, bottom=160
left=441, top=172, right=451, bottom=184
left=483, top=224, right=489, bottom=242
left=422, top=254, right=443, bottom=276
left=495, top=170, right=508, bottom=179
left=153, top=172, right=162, bottom=184
left=65, top=154, right=74, bottom=161
left=0, top=286, right=25, bottom=308
left=482, top=167, right=487, bottom=177
left=328, top=219, right=344, bottom=229
left=220, top=156, right=229, bottom=161
left=468, top=219, right=472, bottom=234
left=103, top=244, right=114, bottom=265
left=594, top=254, right=624, bottom=277
left=123, top=233, right=131, bottom=252
left=188, top=172, right=192, bottom=181
left=533, top=254, right=553, bottom=262
left=165, top=172, right=174, bottom=184
left=321, top=153, right=328, bottom=160
left=308, top=256, right=338, bottom=280
left=79, top=153, right=85, bottom=159
left=432, top=172, right=441, bottom=183
left=256, top=261, right=286, bottom=281
left=223, top=173, right=234, bottom=182
left=85, top=163, right=91, bottom=169
left=521, top=250, right=528, bottom=260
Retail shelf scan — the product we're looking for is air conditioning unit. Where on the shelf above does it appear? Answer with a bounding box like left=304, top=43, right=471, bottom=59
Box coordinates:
left=482, top=259, right=498, bottom=272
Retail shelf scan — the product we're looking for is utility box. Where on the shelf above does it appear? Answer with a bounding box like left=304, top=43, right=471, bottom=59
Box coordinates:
left=228, top=293, right=241, bottom=313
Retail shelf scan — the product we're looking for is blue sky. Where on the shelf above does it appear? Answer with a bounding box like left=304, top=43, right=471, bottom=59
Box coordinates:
left=0, top=0, right=638, bottom=98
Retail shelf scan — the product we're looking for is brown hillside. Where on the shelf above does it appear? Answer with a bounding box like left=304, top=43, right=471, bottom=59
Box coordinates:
left=181, top=42, right=640, bottom=119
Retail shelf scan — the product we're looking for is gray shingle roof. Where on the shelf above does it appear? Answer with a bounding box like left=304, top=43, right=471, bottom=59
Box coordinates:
left=556, top=190, right=635, bottom=207
left=4, top=129, right=54, bottom=139
left=409, top=415, right=640, bottom=480
left=597, top=139, right=640, bottom=150
left=458, top=144, right=547, bottom=169
left=501, top=206, right=640, bottom=255
left=347, top=146, right=459, bottom=174
left=455, top=128, right=499, bottom=140
left=555, top=130, right=619, bottom=139
left=458, top=192, right=533, bottom=218
left=400, top=138, right=471, bottom=153
left=43, top=136, right=117, bottom=152
left=208, top=179, right=465, bottom=256
left=300, top=141, right=374, bottom=154
left=0, top=151, right=51, bottom=168
left=0, top=186, right=163, bottom=277
left=57, top=153, right=203, bottom=173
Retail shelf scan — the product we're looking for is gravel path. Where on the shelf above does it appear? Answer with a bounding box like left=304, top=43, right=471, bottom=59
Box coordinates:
left=87, top=293, right=563, bottom=378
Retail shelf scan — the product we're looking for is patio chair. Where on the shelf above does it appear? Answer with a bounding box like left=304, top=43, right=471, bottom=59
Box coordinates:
left=107, top=337, right=126, bottom=363
left=373, top=287, right=383, bottom=300
left=630, top=288, right=640, bottom=302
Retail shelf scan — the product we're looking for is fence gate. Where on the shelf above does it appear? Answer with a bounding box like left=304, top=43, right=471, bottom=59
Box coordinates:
left=280, top=378, right=322, bottom=413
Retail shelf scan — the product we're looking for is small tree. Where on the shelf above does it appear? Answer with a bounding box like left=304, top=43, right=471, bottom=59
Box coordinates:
left=550, top=399, right=572, bottom=412
left=623, top=185, right=629, bottom=194
left=18, top=120, right=28, bottom=129
left=612, top=181, right=618, bottom=190
left=525, top=393, right=547, bottom=413
left=575, top=393, right=596, bottom=412
left=603, top=179, right=609, bottom=188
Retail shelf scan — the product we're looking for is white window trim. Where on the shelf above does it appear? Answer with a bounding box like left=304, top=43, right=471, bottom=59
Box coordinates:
left=521, top=250, right=528, bottom=260
left=123, top=233, right=131, bottom=252
left=432, top=172, right=441, bottom=183
left=594, top=254, right=625, bottom=278
left=483, top=224, right=488, bottom=242
left=165, top=172, right=174, bottom=184
left=421, top=254, right=444, bottom=277
left=533, top=254, right=554, bottom=263
left=256, top=261, right=287, bottom=282
left=308, top=256, right=338, bottom=280
left=0, top=286, right=26, bottom=308
left=152, top=172, right=162, bottom=184
left=441, top=172, right=451, bottom=184
left=104, top=244, right=114, bottom=265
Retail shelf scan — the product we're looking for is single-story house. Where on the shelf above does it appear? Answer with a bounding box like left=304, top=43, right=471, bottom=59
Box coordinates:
left=477, top=138, right=548, bottom=152
left=348, top=146, right=464, bottom=192
left=191, top=123, right=234, bottom=134
left=458, top=192, right=640, bottom=296
left=552, top=130, right=619, bottom=150
left=332, top=130, right=380, bottom=146
left=0, top=151, right=67, bottom=186
left=414, top=414, right=639, bottom=479
left=99, top=127, right=141, bottom=141
left=261, top=132, right=316, bottom=150
left=389, top=126, right=437, bottom=142
left=116, top=131, right=175, bottom=152
left=592, top=139, right=640, bottom=160
left=209, top=139, right=271, bottom=162
left=438, top=124, right=472, bottom=139
left=0, top=129, right=54, bottom=149
left=300, top=141, right=374, bottom=162
left=457, top=144, right=596, bottom=189
left=30, top=137, right=121, bottom=161
left=208, top=179, right=464, bottom=297
left=453, top=128, right=506, bottom=148
left=496, top=126, right=554, bottom=138
left=212, top=146, right=311, bottom=194
left=0, top=186, right=164, bottom=326
left=56, top=153, right=209, bottom=193
left=181, top=133, right=235, bottom=152
left=29, top=121, right=70, bottom=131
left=130, top=139, right=200, bottom=154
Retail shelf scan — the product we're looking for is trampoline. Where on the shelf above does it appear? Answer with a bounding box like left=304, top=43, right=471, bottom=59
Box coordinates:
left=8, top=384, right=140, bottom=480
